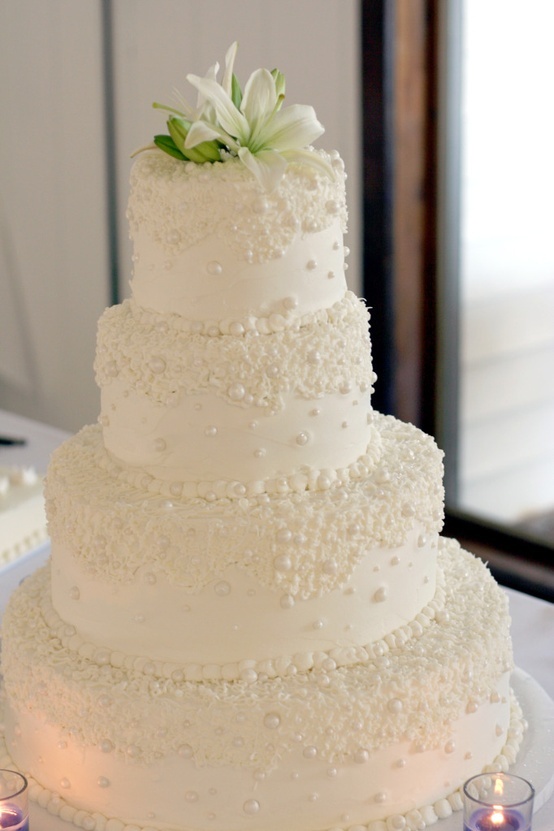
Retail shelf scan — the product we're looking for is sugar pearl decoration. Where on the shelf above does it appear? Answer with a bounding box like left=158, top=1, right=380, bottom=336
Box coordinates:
left=243, top=800, right=260, bottom=815
left=373, top=586, right=388, bottom=602
left=214, top=580, right=231, bottom=597
left=264, top=712, right=281, bottom=729
left=207, top=260, right=222, bottom=275
left=306, top=259, right=317, bottom=270
left=205, top=425, right=218, bottom=437
left=296, top=431, right=309, bottom=446
left=228, top=383, right=246, bottom=401
left=97, top=777, right=110, bottom=788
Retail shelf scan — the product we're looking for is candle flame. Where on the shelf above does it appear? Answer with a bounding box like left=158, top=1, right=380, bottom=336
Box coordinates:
left=491, top=808, right=505, bottom=825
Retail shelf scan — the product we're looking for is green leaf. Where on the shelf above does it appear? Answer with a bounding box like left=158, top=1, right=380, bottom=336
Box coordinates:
left=153, top=134, right=186, bottom=160
left=194, top=140, right=223, bottom=162
left=231, top=73, right=243, bottom=110
left=167, top=116, right=191, bottom=153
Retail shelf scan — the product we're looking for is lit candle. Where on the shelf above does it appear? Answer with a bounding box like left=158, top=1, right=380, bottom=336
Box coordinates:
left=0, top=771, right=29, bottom=831
left=463, top=773, right=534, bottom=831
left=0, top=806, right=29, bottom=831
left=464, top=806, right=530, bottom=831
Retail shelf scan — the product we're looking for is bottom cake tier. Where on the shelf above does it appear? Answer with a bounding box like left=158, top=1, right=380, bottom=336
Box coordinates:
left=0, top=539, right=524, bottom=831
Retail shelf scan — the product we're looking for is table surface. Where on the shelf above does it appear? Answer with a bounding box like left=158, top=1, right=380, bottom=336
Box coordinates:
left=1, top=409, right=553, bottom=829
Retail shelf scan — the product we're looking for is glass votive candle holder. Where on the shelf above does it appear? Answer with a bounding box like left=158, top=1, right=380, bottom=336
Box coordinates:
left=463, top=772, right=534, bottom=831
left=0, top=770, right=29, bottom=831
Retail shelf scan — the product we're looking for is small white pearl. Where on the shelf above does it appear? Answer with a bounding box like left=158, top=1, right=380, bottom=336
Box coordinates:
left=243, top=800, right=260, bottom=815
left=214, top=581, right=231, bottom=597
left=274, top=554, right=292, bottom=572
left=228, top=383, right=246, bottom=401
left=207, top=261, right=222, bottom=275
left=264, top=712, right=281, bottom=729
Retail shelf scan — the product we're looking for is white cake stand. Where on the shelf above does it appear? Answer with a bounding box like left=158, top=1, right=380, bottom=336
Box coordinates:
left=20, top=668, right=554, bottom=831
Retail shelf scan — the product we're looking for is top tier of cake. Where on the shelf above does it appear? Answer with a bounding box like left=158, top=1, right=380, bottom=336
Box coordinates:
left=127, top=149, right=349, bottom=320
left=95, top=151, right=379, bottom=488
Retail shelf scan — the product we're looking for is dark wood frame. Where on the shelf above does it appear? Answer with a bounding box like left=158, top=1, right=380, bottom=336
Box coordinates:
left=360, top=0, right=554, bottom=602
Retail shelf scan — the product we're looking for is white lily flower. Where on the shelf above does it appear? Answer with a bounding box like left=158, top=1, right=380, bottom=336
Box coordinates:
left=153, top=43, right=333, bottom=191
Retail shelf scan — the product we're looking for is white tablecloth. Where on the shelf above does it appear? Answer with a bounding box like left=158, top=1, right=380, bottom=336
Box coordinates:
left=1, top=409, right=553, bottom=828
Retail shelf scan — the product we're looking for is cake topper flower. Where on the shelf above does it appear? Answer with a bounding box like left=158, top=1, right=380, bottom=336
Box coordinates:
left=148, top=42, right=333, bottom=191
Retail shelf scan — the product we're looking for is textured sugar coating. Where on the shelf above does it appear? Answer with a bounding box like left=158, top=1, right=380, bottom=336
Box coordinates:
left=127, top=150, right=347, bottom=265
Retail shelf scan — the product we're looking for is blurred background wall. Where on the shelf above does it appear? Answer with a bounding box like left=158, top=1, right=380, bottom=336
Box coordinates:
left=0, top=0, right=361, bottom=432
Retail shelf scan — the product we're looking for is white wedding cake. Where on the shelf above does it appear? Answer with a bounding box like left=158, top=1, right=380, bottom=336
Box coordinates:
left=0, top=466, right=46, bottom=567
left=0, top=46, right=523, bottom=831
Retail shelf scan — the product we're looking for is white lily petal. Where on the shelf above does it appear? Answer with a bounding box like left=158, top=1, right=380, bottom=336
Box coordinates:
left=238, top=146, right=287, bottom=192
left=281, top=148, right=335, bottom=180
left=184, top=120, right=222, bottom=147
left=241, top=68, right=277, bottom=127
left=263, top=104, right=324, bottom=152
left=222, top=42, right=238, bottom=97
left=187, top=73, right=249, bottom=140
left=185, top=119, right=240, bottom=153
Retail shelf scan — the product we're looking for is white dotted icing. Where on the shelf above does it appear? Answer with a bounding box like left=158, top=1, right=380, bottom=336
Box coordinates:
left=23, top=563, right=447, bottom=682
left=94, top=292, right=374, bottom=412
left=127, top=150, right=347, bottom=264
left=44, top=414, right=443, bottom=595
